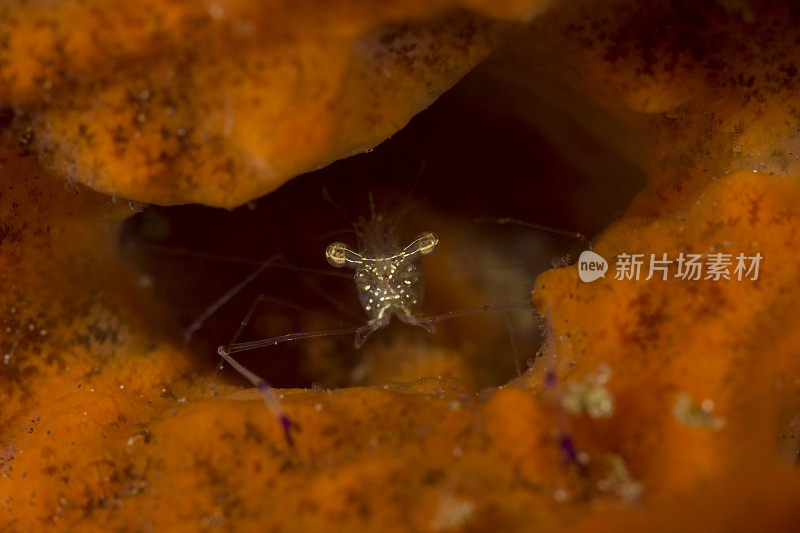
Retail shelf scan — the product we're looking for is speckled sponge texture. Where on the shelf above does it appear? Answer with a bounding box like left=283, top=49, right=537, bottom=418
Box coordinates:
left=1, top=0, right=800, bottom=531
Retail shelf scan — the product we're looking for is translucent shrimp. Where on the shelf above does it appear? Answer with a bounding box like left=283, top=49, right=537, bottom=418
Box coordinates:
left=215, top=212, right=532, bottom=447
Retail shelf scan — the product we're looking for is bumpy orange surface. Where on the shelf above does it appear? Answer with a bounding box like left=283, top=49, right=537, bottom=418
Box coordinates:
left=2, top=0, right=800, bottom=531
left=535, top=170, right=800, bottom=527
left=0, top=0, right=547, bottom=206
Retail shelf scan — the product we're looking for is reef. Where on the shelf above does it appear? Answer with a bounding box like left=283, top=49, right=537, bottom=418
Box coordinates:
left=1, top=0, right=800, bottom=531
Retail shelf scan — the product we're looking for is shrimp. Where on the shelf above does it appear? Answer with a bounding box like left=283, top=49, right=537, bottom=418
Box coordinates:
left=215, top=211, right=531, bottom=447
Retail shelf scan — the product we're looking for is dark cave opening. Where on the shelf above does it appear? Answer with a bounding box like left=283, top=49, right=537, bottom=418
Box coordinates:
left=120, top=58, right=645, bottom=390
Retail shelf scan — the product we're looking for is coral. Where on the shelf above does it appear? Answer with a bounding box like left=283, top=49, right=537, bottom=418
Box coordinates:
left=2, top=0, right=800, bottom=531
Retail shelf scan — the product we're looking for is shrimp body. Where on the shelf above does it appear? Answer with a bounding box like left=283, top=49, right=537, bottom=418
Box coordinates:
left=326, top=214, right=439, bottom=336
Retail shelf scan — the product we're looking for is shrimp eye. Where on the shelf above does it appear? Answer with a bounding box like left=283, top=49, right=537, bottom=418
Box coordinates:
left=416, top=232, right=439, bottom=256
left=325, top=242, right=349, bottom=267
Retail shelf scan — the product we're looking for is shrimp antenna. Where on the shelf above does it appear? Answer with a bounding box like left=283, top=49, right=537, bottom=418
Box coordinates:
left=321, top=184, right=358, bottom=232
left=420, top=299, right=534, bottom=327
left=389, top=156, right=427, bottom=229
left=140, top=243, right=351, bottom=278
left=217, top=324, right=372, bottom=448
left=503, top=312, right=522, bottom=377
left=184, top=251, right=362, bottom=343
left=218, top=324, right=372, bottom=356
left=474, top=217, right=592, bottom=250
left=368, top=191, right=378, bottom=222
left=184, top=254, right=282, bottom=342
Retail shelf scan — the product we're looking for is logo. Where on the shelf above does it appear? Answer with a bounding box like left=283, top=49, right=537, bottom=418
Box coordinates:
left=578, top=250, right=608, bottom=282
left=576, top=251, right=762, bottom=282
